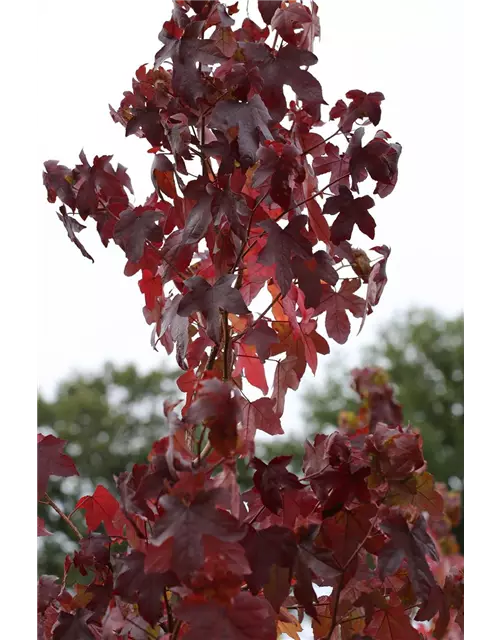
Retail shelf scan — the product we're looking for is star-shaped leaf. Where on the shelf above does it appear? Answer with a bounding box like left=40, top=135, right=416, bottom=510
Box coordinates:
left=210, top=95, right=275, bottom=169
left=177, top=275, right=249, bottom=343
left=314, top=280, right=366, bottom=344
left=151, top=487, right=244, bottom=578
left=251, top=456, right=304, bottom=514
left=324, top=185, right=376, bottom=244
left=257, top=215, right=313, bottom=297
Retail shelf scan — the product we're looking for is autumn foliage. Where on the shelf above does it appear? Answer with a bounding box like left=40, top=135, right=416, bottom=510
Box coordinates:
left=39, top=2, right=463, bottom=639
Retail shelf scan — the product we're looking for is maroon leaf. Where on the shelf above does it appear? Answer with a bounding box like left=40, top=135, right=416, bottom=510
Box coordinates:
left=176, top=591, right=277, bottom=640
left=37, top=434, right=79, bottom=500
left=243, top=319, right=279, bottom=363
left=114, top=207, right=164, bottom=263
left=240, top=398, right=284, bottom=452
left=339, top=90, right=385, bottom=133
left=314, top=280, right=365, bottom=344
left=210, top=95, right=274, bottom=169
left=253, top=142, right=306, bottom=210
left=291, top=250, right=339, bottom=309
left=312, top=143, right=351, bottom=196
left=251, top=456, right=304, bottom=514
left=151, top=487, right=244, bottom=577
left=258, top=0, right=281, bottom=24
left=56, top=205, right=94, bottom=262
left=186, top=378, right=242, bottom=456
left=38, top=576, right=63, bottom=614
left=271, top=3, right=320, bottom=51
left=324, top=185, right=376, bottom=244
left=241, top=43, right=325, bottom=122
left=177, top=275, right=249, bottom=343
left=43, top=160, right=76, bottom=210
left=379, top=514, right=440, bottom=611
left=114, top=551, right=179, bottom=626
left=366, top=423, right=425, bottom=480
left=271, top=356, right=300, bottom=417
left=257, top=215, right=313, bottom=298
left=358, top=245, right=391, bottom=335
left=156, top=294, right=190, bottom=368
left=38, top=517, right=51, bottom=537
left=243, top=525, right=298, bottom=595
left=52, top=609, right=95, bottom=640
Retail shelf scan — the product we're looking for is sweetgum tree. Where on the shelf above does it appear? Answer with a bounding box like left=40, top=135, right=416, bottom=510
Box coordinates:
left=39, top=1, right=464, bottom=638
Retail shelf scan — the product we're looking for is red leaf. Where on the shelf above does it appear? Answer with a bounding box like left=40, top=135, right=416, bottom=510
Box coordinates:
left=56, top=205, right=94, bottom=262
left=38, top=517, right=51, bottom=537
left=243, top=319, right=279, bottom=363
left=339, top=89, right=385, bottom=134
left=358, top=245, right=391, bottom=335
left=114, top=206, right=164, bottom=263
left=271, top=356, right=300, bottom=417
left=176, top=592, right=277, bottom=640
left=306, top=197, right=330, bottom=244
left=151, top=487, right=244, bottom=578
left=186, top=378, right=242, bottom=457
left=257, top=215, right=313, bottom=298
left=37, top=434, right=79, bottom=500
left=233, top=342, right=269, bottom=394
left=364, top=595, right=420, bottom=640
left=312, top=143, right=351, bottom=196
left=114, top=550, right=178, bottom=626
left=366, top=423, right=425, bottom=480
left=177, top=275, right=249, bottom=343
left=210, top=95, right=274, bottom=169
left=251, top=456, right=304, bottom=514
left=315, top=280, right=365, bottom=344
left=74, top=484, right=123, bottom=536
left=240, top=397, right=284, bottom=453
left=324, top=185, right=376, bottom=244
left=271, top=3, right=320, bottom=51
left=258, top=0, right=281, bottom=25
left=241, top=43, right=325, bottom=122
left=52, top=609, right=95, bottom=640
left=379, top=514, right=441, bottom=615
left=138, top=269, right=163, bottom=311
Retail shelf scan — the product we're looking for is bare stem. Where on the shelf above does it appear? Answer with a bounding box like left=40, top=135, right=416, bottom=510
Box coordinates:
left=44, top=493, right=83, bottom=541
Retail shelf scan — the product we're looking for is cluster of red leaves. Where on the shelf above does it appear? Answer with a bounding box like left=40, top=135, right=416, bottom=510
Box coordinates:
left=40, top=2, right=462, bottom=639
left=37, top=368, right=463, bottom=640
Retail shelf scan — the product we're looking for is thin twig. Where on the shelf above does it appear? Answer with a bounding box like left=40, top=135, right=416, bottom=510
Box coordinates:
left=222, top=310, right=231, bottom=381
left=171, top=619, right=182, bottom=640
left=328, top=574, right=344, bottom=640
left=44, top=493, right=83, bottom=541
left=164, top=588, right=174, bottom=632
left=247, top=504, right=266, bottom=526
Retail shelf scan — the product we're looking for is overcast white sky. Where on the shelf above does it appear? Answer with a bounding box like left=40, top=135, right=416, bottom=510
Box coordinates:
left=37, top=0, right=463, bottom=439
